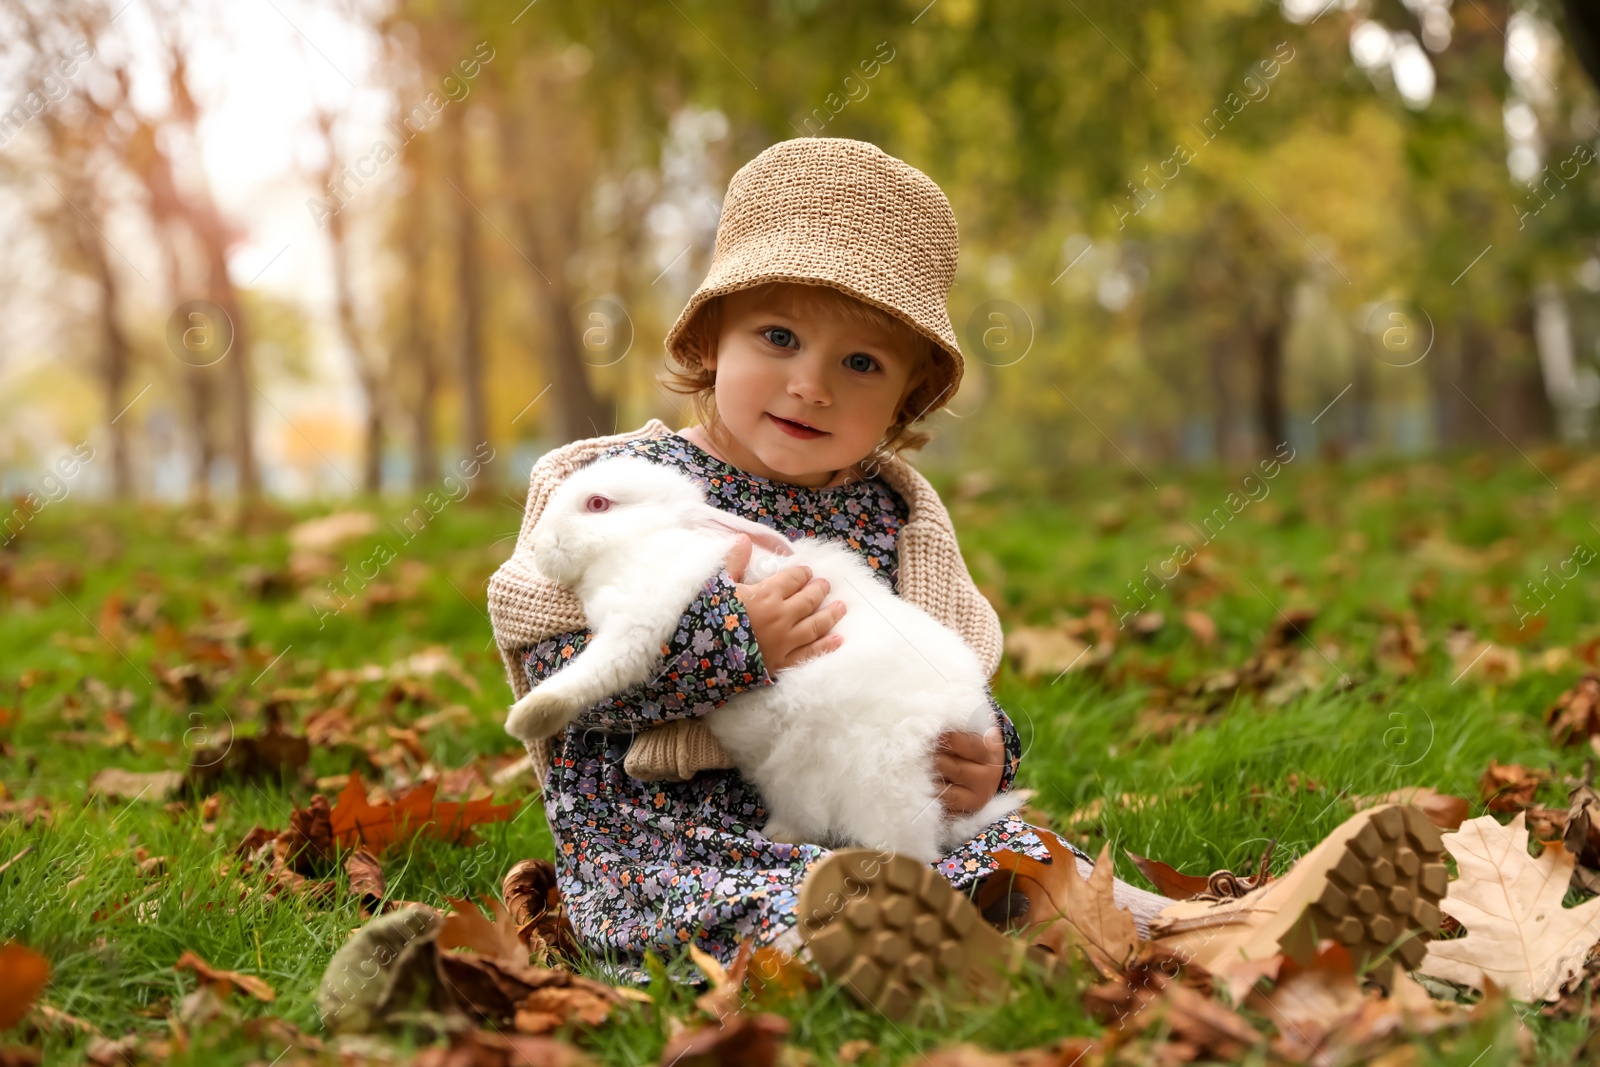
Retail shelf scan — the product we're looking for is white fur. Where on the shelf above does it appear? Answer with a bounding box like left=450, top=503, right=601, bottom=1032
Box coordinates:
left=505, top=455, right=1024, bottom=862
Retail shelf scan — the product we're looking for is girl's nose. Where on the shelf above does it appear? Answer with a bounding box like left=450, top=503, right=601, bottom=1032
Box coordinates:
left=787, top=354, right=832, bottom=405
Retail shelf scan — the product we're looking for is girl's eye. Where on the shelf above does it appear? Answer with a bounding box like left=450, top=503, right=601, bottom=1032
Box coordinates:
left=844, top=353, right=880, bottom=373
left=763, top=327, right=798, bottom=349
left=585, top=495, right=611, bottom=513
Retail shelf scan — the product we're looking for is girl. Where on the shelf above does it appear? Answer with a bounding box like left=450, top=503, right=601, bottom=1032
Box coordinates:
left=487, top=137, right=1447, bottom=1015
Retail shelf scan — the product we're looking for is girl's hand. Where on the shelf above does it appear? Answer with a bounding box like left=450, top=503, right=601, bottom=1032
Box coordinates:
left=725, top=535, right=847, bottom=672
left=935, top=726, right=1005, bottom=816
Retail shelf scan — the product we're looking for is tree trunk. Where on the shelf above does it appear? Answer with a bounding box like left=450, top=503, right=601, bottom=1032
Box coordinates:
left=317, top=113, right=385, bottom=494
left=403, top=173, right=440, bottom=488
left=493, top=69, right=612, bottom=444
left=329, top=208, right=384, bottom=493
left=1208, top=337, right=1234, bottom=462
left=187, top=371, right=216, bottom=504
left=66, top=182, right=133, bottom=499
left=445, top=111, right=490, bottom=475
left=1252, top=312, right=1288, bottom=450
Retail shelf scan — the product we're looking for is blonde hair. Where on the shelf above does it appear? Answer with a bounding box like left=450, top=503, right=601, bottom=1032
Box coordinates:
left=658, top=282, right=947, bottom=456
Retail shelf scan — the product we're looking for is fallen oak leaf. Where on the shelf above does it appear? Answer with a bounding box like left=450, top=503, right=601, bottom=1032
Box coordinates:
left=1124, top=843, right=1274, bottom=904
left=1240, top=942, right=1365, bottom=1059
left=1480, top=760, right=1546, bottom=813
left=1123, top=852, right=1212, bottom=901
left=1351, top=787, right=1469, bottom=830
left=513, top=985, right=615, bottom=1034
left=173, top=950, right=276, bottom=1002
left=501, top=858, right=580, bottom=964
left=1547, top=675, right=1600, bottom=747
left=185, top=703, right=310, bottom=793
left=657, top=1011, right=789, bottom=1067
left=328, top=772, right=518, bottom=853
left=345, top=849, right=385, bottom=911
left=0, top=943, right=49, bottom=1029
left=1182, top=609, right=1218, bottom=646
left=689, top=938, right=751, bottom=1020
left=413, top=1031, right=597, bottom=1067
left=977, top=839, right=1138, bottom=977
left=1418, top=812, right=1600, bottom=1001
left=88, top=769, right=184, bottom=803
left=439, top=896, right=526, bottom=962
left=1563, top=779, right=1600, bottom=895
left=747, top=945, right=819, bottom=1004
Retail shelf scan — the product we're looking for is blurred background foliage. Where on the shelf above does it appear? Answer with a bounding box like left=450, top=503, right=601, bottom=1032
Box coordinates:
left=2, top=0, right=1599, bottom=505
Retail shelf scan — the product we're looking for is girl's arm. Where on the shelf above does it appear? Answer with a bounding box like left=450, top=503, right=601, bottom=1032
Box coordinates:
left=522, top=569, right=772, bottom=734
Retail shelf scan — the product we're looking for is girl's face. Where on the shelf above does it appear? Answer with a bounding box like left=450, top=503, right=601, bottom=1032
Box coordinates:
left=703, top=285, right=925, bottom=489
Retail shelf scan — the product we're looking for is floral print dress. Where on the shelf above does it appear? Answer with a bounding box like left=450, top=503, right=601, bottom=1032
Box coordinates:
left=521, top=432, right=1085, bottom=985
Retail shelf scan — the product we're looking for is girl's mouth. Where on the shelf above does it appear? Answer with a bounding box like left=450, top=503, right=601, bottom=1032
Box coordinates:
left=767, top=413, right=828, bottom=440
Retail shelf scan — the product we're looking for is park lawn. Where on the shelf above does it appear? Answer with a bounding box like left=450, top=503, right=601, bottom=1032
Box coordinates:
left=1, top=448, right=1597, bottom=1065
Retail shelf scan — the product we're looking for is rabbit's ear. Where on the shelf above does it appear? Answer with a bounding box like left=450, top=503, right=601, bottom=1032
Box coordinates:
left=692, top=507, right=795, bottom=557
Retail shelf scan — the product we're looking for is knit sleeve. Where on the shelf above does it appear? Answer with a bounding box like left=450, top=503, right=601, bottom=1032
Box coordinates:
left=521, top=569, right=773, bottom=734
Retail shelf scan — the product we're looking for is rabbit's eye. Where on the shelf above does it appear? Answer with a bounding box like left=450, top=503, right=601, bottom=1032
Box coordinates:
left=585, top=495, right=612, bottom=513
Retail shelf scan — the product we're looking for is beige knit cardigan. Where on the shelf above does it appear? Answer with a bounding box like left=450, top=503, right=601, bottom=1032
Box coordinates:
left=486, top=419, right=1003, bottom=791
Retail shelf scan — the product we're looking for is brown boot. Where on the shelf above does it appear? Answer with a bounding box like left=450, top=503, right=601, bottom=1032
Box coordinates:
left=795, top=849, right=1059, bottom=1020
left=1149, top=804, right=1448, bottom=986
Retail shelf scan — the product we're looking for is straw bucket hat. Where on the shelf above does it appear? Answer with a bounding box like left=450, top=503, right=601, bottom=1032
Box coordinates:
left=663, top=137, right=965, bottom=419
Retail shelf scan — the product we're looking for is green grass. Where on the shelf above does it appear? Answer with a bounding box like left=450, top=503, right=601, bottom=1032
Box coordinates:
left=3, top=448, right=1598, bottom=1064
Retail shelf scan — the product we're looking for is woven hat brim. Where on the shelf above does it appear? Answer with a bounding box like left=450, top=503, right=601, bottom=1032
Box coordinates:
left=664, top=273, right=964, bottom=406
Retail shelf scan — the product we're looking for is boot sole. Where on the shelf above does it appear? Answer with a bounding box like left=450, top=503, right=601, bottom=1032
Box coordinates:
left=795, top=849, right=1059, bottom=1020
left=1280, top=804, right=1449, bottom=984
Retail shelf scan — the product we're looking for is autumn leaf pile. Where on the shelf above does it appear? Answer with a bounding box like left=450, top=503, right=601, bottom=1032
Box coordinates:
left=3, top=454, right=1600, bottom=1064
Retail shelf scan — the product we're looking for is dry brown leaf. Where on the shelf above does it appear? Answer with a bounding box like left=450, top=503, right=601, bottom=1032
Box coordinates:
left=688, top=939, right=751, bottom=1020
left=1006, top=627, right=1093, bottom=680
left=1241, top=942, right=1364, bottom=1056
left=413, top=1030, right=597, bottom=1067
left=1446, top=630, right=1522, bottom=684
left=503, top=858, right=558, bottom=926
left=978, top=840, right=1138, bottom=977
left=173, top=949, right=276, bottom=1002
left=1123, top=851, right=1212, bottom=901
left=89, top=768, right=184, bottom=803
left=514, top=986, right=614, bottom=1033
left=1182, top=609, right=1218, bottom=646
left=288, top=511, right=379, bottom=552
left=1418, top=812, right=1600, bottom=1001
left=657, top=1012, right=789, bottom=1067
left=1564, top=782, right=1600, bottom=895
left=1374, top=613, right=1427, bottom=676
left=0, top=942, right=49, bottom=1030
left=1350, top=787, right=1469, bottom=830
left=279, top=793, right=334, bottom=872
left=439, top=896, right=527, bottom=961
left=344, top=849, right=385, bottom=908
left=1547, top=675, right=1600, bottom=747
left=747, top=945, right=819, bottom=1004
left=327, top=772, right=518, bottom=852
left=186, top=706, right=310, bottom=791
left=1479, top=760, right=1546, bottom=813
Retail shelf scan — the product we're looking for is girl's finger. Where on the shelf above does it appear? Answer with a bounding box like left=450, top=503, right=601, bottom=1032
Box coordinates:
left=787, top=630, right=843, bottom=665
left=794, top=603, right=844, bottom=646
left=768, top=564, right=814, bottom=596
left=933, top=751, right=967, bottom=785
left=785, top=576, right=831, bottom=618
left=937, top=783, right=979, bottom=816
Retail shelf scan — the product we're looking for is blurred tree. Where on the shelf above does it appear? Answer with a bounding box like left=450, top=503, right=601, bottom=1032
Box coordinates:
left=310, top=108, right=388, bottom=493
left=2, top=0, right=135, bottom=497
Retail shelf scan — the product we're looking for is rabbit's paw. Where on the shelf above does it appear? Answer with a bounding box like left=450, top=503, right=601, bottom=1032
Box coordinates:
left=505, top=687, right=579, bottom=742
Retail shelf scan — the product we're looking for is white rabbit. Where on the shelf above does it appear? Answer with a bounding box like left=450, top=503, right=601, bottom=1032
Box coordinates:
left=504, top=455, right=1025, bottom=862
